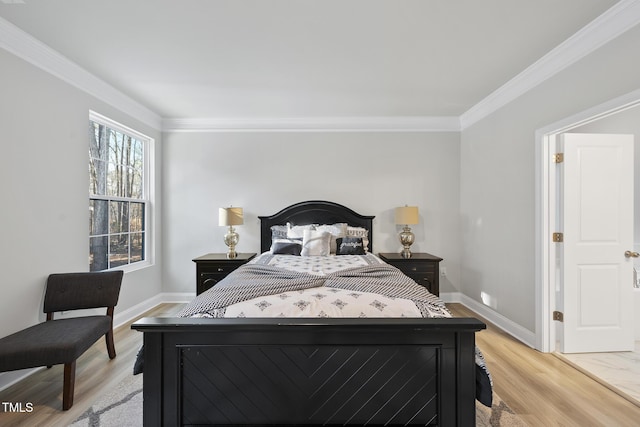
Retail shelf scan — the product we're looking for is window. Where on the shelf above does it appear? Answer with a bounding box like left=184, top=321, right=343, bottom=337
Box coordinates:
left=89, top=112, right=150, bottom=271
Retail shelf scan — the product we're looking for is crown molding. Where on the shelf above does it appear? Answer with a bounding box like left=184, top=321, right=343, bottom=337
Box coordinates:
left=460, top=0, right=640, bottom=130
left=0, top=16, right=162, bottom=130
left=0, top=14, right=455, bottom=133
left=162, top=116, right=461, bottom=132
left=2, top=0, right=639, bottom=134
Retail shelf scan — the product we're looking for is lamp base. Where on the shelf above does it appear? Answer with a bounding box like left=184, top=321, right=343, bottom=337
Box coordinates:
left=224, top=226, right=239, bottom=259
left=401, top=247, right=413, bottom=259
left=399, top=225, right=415, bottom=259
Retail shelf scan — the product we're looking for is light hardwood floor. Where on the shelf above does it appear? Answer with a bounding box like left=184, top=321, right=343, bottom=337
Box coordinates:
left=1, top=303, right=639, bottom=426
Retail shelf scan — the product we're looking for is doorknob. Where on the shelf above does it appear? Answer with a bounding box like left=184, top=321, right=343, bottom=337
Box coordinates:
left=624, top=250, right=639, bottom=258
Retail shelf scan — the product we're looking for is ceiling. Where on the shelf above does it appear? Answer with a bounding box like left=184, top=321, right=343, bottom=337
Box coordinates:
left=0, top=0, right=622, bottom=121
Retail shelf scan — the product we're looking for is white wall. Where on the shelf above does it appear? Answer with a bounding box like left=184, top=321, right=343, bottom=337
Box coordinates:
left=0, top=49, right=163, bottom=348
left=460, top=25, right=640, bottom=334
left=161, top=131, right=461, bottom=294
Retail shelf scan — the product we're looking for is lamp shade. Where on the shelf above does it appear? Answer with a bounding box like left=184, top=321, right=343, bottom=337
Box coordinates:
left=395, top=206, right=419, bottom=225
left=219, top=207, right=244, bottom=226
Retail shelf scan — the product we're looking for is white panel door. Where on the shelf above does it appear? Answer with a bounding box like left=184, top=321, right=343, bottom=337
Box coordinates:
left=560, top=133, right=634, bottom=353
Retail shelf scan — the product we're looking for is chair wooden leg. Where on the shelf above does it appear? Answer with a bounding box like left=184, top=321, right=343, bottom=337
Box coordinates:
left=105, top=329, right=116, bottom=359
left=63, top=361, right=75, bottom=410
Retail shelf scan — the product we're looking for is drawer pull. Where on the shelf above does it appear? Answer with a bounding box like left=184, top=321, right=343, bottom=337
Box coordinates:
left=217, top=268, right=224, bottom=272
left=411, top=267, right=417, bottom=271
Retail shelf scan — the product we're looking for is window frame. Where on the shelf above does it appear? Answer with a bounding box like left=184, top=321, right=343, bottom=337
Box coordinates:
left=89, top=110, right=154, bottom=272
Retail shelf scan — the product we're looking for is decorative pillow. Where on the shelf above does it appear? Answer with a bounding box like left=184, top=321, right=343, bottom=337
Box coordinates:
left=335, top=237, right=365, bottom=255
left=270, top=238, right=302, bottom=256
left=287, top=223, right=315, bottom=239
left=301, top=230, right=331, bottom=256
left=315, top=223, right=348, bottom=254
left=270, top=225, right=288, bottom=240
left=346, top=226, right=369, bottom=252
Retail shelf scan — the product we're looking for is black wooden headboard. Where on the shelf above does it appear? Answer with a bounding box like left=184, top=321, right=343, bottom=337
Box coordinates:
left=258, top=200, right=375, bottom=253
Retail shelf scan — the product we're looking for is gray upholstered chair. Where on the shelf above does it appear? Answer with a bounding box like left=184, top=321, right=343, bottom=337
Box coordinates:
left=0, top=271, right=123, bottom=410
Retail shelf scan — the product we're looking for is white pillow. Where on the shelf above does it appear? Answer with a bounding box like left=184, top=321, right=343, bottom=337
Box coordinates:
left=286, top=223, right=315, bottom=239
left=315, top=223, right=348, bottom=254
left=301, top=230, right=331, bottom=256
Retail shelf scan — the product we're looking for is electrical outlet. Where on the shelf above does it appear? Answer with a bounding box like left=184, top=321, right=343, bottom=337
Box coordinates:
left=440, top=266, right=447, bottom=277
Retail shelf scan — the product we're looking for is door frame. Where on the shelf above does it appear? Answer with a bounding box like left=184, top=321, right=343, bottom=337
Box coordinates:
left=535, top=89, right=640, bottom=352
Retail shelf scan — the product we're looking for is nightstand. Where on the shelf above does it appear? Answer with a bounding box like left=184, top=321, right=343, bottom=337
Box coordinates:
left=193, top=253, right=257, bottom=295
left=378, top=252, right=443, bottom=296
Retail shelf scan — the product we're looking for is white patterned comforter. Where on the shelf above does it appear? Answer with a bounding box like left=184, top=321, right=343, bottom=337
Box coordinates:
left=225, top=287, right=422, bottom=318
left=224, top=253, right=422, bottom=318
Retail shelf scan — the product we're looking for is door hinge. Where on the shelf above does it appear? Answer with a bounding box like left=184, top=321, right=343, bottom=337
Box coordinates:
left=552, top=232, right=563, bottom=242
left=553, top=311, right=564, bottom=322
left=553, top=153, right=564, bottom=163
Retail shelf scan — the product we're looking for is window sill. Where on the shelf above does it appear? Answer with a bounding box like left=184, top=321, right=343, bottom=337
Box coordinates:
left=105, top=260, right=154, bottom=274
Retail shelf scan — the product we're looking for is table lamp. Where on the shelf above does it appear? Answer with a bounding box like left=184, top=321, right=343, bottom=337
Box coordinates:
left=395, top=205, right=419, bottom=258
left=219, top=207, right=243, bottom=258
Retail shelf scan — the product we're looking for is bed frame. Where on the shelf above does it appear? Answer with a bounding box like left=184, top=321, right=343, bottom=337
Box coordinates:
left=132, top=200, right=486, bottom=426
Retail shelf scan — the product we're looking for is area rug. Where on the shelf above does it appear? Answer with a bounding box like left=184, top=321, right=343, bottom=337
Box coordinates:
left=71, top=374, right=527, bottom=426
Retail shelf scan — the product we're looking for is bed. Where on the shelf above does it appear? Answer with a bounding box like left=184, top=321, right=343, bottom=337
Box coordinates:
left=132, top=200, right=489, bottom=426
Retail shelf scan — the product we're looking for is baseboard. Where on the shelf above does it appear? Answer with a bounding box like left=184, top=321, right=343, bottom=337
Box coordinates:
left=0, top=368, right=44, bottom=394
left=438, top=291, right=462, bottom=303
left=442, top=291, right=536, bottom=348
left=112, top=292, right=194, bottom=329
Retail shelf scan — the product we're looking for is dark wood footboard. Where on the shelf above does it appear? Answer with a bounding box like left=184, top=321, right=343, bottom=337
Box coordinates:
left=132, top=317, right=485, bottom=427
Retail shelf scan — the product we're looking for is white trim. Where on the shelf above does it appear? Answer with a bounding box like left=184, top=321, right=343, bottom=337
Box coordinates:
left=535, top=89, right=640, bottom=137
left=162, top=116, right=461, bottom=133
left=535, top=89, right=640, bottom=353
left=145, top=126, right=157, bottom=276
left=111, top=292, right=194, bottom=328
left=460, top=0, right=640, bottom=130
left=0, top=17, right=162, bottom=130
left=534, top=131, right=554, bottom=352
left=440, top=292, right=536, bottom=347
left=458, top=294, right=537, bottom=348
left=89, top=110, right=154, bottom=143
left=437, top=291, right=462, bottom=304
left=0, top=368, right=43, bottom=393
